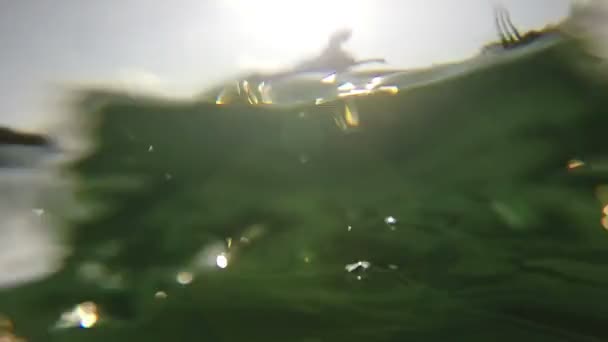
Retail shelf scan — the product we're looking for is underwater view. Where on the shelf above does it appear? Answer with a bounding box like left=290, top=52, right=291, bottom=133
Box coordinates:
left=2, top=1, right=608, bottom=341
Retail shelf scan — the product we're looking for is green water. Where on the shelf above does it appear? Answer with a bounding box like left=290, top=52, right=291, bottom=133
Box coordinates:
left=2, top=39, right=608, bottom=341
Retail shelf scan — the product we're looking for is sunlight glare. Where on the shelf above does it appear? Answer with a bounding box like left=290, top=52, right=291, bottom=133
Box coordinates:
left=222, top=0, right=375, bottom=56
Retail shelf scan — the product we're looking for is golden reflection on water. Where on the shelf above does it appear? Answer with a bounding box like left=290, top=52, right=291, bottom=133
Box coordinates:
left=567, top=159, right=585, bottom=170
left=378, top=85, right=399, bottom=94
left=0, top=314, right=23, bottom=342
left=344, top=102, right=359, bottom=127
left=338, top=89, right=371, bottom=98
left=0, top=316, right=14, bottom=333
left=602, top=203, right=608, bottom=230
left=595, top=185, right=608, bottom=230
left=211, top=71, right=400, bottom=107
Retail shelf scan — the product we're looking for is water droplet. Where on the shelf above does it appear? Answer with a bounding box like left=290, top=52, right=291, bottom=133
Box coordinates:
left=304, top=256, right=310, bottom=263
left=176, top=271, right=194, bottom=285
left=388, top=264, right=399, bottom=270
left=148, top=145, right=154, bottom=152
left=384, top=216, right=397, bottom=225
left=155, top=291, right=168, bottom=299
left=216, top=254, right=228, bottom=269
left=192, top=242, right=228, bottom=269
left=298, top=111, right=306, bottom=118
left=347, top=225, right=352, bottom=232
left=356, top=275, right=362, bottom=280
left=345, top=261, right=371, bottom=273
left=55, top=302, right=99, bottom=329
left=32, top=208, right=45, bottom=216
left=76, top=302, right=98, bottom=328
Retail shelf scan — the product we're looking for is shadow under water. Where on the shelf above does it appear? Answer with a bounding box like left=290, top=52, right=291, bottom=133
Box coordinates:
left=2, top=36, right=608, bottom=341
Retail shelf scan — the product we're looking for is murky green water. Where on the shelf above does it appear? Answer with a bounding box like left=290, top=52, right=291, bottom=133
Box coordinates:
left=2, top=38, right=608, bottom=341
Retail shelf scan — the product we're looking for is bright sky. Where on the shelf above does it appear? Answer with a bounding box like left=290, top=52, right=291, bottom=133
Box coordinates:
left=0, top=0, right=571, bottom=130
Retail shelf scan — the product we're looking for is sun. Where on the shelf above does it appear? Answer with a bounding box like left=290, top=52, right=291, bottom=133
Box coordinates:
left=220, top=0, right=376, bottom=56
